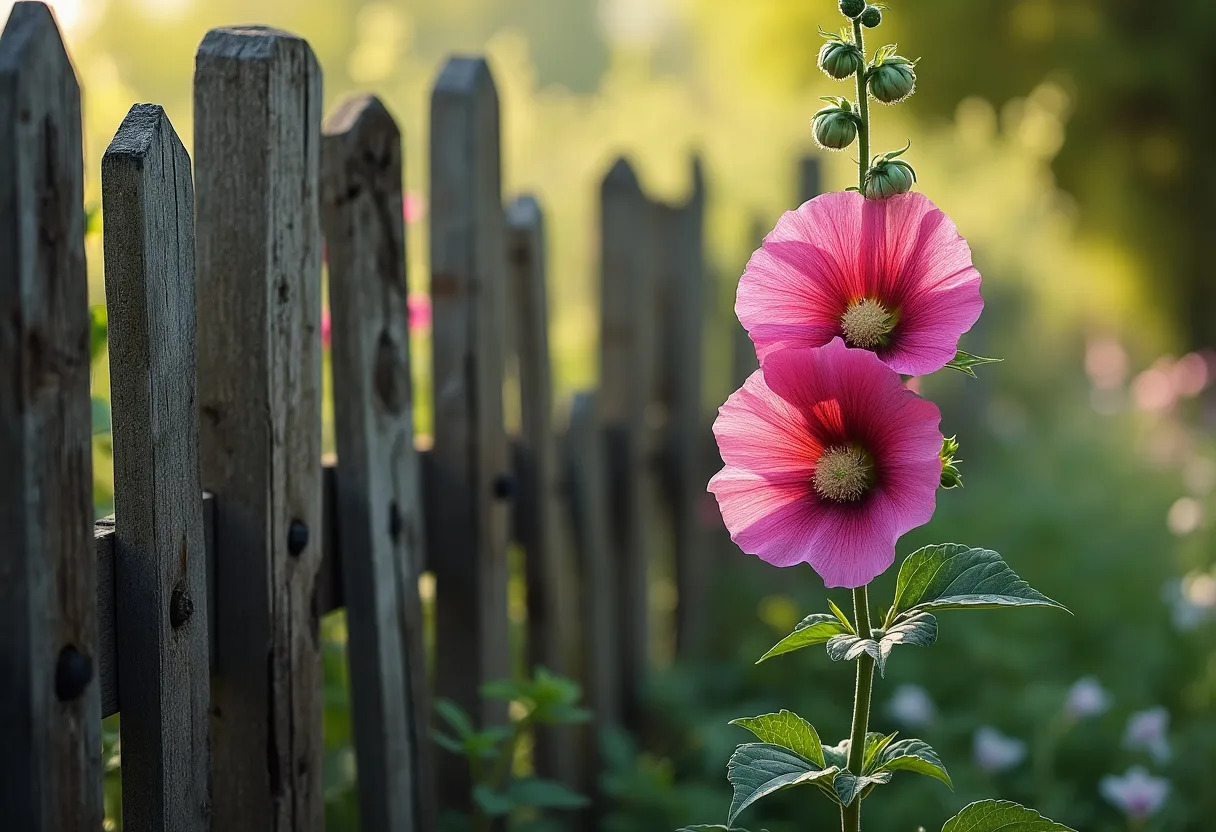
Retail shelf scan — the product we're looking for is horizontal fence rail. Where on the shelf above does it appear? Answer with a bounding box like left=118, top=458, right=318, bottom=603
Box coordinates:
left=0, top=2, right=821, bottom=828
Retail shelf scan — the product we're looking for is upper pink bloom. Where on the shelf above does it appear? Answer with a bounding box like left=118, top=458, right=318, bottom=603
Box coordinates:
left=709, top=338, right=942, bottom=588
left=738, top=191, right=983, bottom=376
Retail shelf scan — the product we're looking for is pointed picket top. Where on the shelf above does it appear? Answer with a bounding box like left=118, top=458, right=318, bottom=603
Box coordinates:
left=603, top=156, right=640, bottom=191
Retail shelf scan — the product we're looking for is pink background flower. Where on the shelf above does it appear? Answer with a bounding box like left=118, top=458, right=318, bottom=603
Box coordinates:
left=737, top=190, right=983, bottom=376
left=709, top=338, right=942, bottom=588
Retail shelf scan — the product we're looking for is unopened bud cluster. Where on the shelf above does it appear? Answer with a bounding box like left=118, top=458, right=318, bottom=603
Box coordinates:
left=814, top=1, right=920, bottom=200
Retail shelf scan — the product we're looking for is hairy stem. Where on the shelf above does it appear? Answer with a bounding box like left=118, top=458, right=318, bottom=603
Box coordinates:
left=842, top=584, right=875, bottom=832
left=852, top=17, right=870, bottom=191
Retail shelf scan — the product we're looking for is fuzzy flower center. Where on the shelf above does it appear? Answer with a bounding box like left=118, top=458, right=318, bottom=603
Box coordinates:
left=813, top=444, right=874, bottom=503
left=841, top=298, right=896, bottom=349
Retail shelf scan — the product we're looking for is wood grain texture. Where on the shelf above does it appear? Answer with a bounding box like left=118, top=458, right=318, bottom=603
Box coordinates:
left=97, top=469, right=338, bottom=720
left=101, top=103, right=211, bottom=832
left=0, top=4, right=101, bottom=829
left=598, top=157, right=656, bottom=730
left=320, top=94, right=435, bottom=832
left=193, top=26, right=324, bottom=832
left=656, top=159, right=707, bottom=657
left=428, top=55, right=512, bottom=807
left=505, top=195, right=579, bottom=781
left=561, top=392, right=619, bottom=804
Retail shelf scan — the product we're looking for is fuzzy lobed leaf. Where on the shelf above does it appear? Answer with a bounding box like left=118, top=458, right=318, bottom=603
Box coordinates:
left=726, top=743, right=837, bottom=824
left=888, top=544, right=1068, bottom=625
left=757, top=613, right=852, bottom=663
left=941, top=799, right=1076, bottom=832
left=729, top=710, right=825, bottom=766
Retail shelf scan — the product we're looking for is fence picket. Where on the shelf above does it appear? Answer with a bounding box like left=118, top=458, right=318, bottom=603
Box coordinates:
left=194, top=26, right=324, bottom=832
left=657, top=159, right=708, bottom=657
left=101, top=103, right=211, bottom=832
left=562, top=392, right=619, bottom=802
left=320, top=94, right=435, bottom=832
left=505, top=195, right=580, bottom=781
left=0, top=4, right=101, bottom=830
left=598, top=158, right=657, bottom=730
left=428, top=56, right=512, bottom=807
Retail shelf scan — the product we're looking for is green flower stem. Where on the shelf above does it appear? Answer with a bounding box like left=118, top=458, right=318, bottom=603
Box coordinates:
left=842, top=584, right=875, bottom=832
left=852, top=17, right=870, bottom=191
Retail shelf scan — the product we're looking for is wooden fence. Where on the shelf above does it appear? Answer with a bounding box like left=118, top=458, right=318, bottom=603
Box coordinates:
left=0, top=4, right=823, bottom=830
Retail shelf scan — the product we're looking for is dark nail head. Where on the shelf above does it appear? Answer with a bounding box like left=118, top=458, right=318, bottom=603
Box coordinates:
left=55, top=646, right=93, bottom=702
left=170, top=588, right=194, bottom=628
left=492, top=473, right=515, bottom=500
left=288, top=519, right=309, bottom=556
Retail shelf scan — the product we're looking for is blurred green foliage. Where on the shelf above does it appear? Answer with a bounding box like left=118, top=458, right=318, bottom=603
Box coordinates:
left=59, top=1, right=1215, bottom=830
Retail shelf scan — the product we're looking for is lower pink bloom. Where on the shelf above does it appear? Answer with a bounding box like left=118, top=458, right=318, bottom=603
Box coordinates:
left=708, top=338, right=942, bottom=588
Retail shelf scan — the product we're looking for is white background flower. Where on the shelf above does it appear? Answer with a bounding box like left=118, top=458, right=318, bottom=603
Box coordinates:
left=1101, top=766, right=1169, bottom=820
left=972, top=726, right=1027, bottom=774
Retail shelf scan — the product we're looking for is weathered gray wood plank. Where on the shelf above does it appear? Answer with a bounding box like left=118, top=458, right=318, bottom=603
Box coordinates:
left=598, top=158, right=656, bottom=730
left=101, top=103, right=211, bottom=832
left=0, top=4, right=101, bottom=829
left=194, top=26, right=324, bottom=832
left=561, top=392, right=619, bottom=804
left=505, top=195, right=579, bottom=781
left=321, top=94, right=434, bottom=832
left=428, top=56, right=512, bottom=808
left=657, top=159, right=707, bottom=656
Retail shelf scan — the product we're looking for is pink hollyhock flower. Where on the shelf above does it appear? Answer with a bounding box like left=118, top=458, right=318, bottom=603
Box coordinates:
left=738, top=191, right=983, bottom=376
left=321, top=307, right=332, bottom=350
left=708, top=338, right=942, bottom=588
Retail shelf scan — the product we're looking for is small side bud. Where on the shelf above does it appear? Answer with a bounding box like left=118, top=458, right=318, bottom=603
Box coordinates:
left=812, top=98, right=861, bottom=151
left=860, top=5, right=883, bottom=28
left=865, top=144, right=917, bottom=199
left=818, top=37, right=865, bottom=80
left=939, top=436, right=963, bottom=490
left=868, top=50, right=918, bottom=104
left=839, top=0, right=866, bottom=19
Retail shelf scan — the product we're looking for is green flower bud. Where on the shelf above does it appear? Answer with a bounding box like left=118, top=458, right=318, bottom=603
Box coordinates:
left=939, top=436, right=963, bottom=489
left=818, top=39, right=865, bottom=80
left=839, top=0, right=866, bottom=19
left=865, top=146, right=917, bottom=199
left=867, top=52, right=917, bottom=104
left=860, top=5, right=883, bottom=28
left=812, top=98, right=861, bottom=151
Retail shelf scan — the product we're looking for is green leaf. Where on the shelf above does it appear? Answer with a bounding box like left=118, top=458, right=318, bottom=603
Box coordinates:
left=464, top=726, right=513, bottom=760
left=89, top=305, right=108, bottom=362
left=506, top=778, right=589, bottom=810
left=434, top=699, right=474, bottom=738
left=729, top=710, right=824, bottom=766
left=825, top=634, right=880, bottom=665
left=676, top=826, right=768, bottom=832
left=758, top=614, right=852, bottom=663
left=945, top=349, right=1002, bottom=377
left=480, top=678, right=527, bottom=701
left=822, top=732, right=898, bottom=773
left=726, top=743, right=837, bottom=825
left=827, top=599, right=854, bottom=630
left=872, top=612, right=938, bottom=675
left=432, top=731, right=464, bottom=755
left=873, top=738, right=952, bottom=789
left=941, top=800, right=1076, bottom=832
left=832, top=770, right=890, bottom=807
left=473, top=785, right=515, bottom=817
left=888, top=544, right=1068, bottom=626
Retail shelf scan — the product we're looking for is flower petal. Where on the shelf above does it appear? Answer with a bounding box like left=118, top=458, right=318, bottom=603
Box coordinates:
left=738, top=190, right=983, bottom=375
